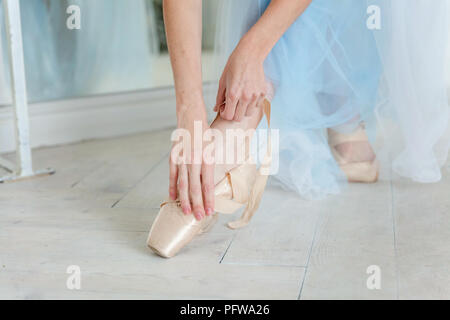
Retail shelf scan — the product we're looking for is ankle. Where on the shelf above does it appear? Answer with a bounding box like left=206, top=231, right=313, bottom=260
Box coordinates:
left=210, top=108, right=263, bottom=176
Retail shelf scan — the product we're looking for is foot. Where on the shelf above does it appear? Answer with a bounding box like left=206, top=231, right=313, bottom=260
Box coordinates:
left=333, top=140, right=376, bottom=164
left=328, top=125, right=379, bottom=183
left=210, top=106, right=263, bottom=184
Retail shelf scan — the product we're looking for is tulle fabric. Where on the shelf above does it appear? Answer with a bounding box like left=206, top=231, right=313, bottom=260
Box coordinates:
left=0, top=0, right=157, bottom=103
left=373, top=0, right=450, bottom=183
left=215, top=0, right=450, bottom=199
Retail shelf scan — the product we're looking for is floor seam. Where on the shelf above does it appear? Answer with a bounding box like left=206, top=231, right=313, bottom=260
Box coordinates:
left=297, top=214, right=321, bottom=300
left=390, top=168, right=400, bottom=300
left=111, top=152, right=170, bottom=208
left=70, top=161, right=106, bottom=189
left=219, top=233, right=237, bottom=264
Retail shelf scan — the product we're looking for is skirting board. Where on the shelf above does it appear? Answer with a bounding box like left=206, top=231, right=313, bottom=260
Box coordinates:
left=0, top=82, right=217, bottom=154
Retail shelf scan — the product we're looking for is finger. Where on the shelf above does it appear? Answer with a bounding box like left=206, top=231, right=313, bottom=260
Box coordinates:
left=189, top=164, right=205, bottom=220
left=245, top=94, right=261, bottom=117
left=234, top=95, right=251, bottom=121
left=201, top=163, right=215, bottom=216
left=215, top=79, right=226, bottom=112
left=168, top=156, right=178, bottom=200
left=221, top=88, right=239, bottom=120
left=178, top=164, right=191, bottom=215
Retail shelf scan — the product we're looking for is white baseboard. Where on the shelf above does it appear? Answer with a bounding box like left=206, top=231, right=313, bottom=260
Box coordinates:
left=0, top=83, right=217, bottom=154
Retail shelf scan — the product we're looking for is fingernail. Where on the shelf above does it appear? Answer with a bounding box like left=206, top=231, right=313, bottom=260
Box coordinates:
left=206, top=208, right=213, bottom=216
left=183, top=207, right=191, bottom=215
left=196, top=212, right=204, bottom=220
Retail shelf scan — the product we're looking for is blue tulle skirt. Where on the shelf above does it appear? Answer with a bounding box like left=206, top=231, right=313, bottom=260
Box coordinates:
left=216, top=0, right=450, bottom=199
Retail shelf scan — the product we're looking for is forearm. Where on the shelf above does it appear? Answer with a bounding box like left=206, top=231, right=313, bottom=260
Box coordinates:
left=163, top=0, right=204, bottom=112
left=239, top=0, right=312, bottom=61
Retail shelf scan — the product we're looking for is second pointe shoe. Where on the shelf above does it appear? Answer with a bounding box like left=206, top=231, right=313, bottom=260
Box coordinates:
left=328, top=124, right=379, bottom=183
left=147, top=100, right=272, bottom=258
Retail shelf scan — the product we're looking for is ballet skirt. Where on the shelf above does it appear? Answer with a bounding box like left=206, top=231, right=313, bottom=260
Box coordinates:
left=215, top=0, right=450, bottom=199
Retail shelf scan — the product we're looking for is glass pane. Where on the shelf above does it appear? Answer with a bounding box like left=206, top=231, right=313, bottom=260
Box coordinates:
left=0, top=0, right=220, bottom=104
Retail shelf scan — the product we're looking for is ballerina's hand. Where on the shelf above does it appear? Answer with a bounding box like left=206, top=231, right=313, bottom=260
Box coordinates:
left=169, top=103, right=215, bottom=221
left=215, top=40, right=268, bottom=122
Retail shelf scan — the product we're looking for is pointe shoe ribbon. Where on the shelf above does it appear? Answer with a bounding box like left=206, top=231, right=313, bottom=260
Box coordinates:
left=216, top=99, right=272, bottom=229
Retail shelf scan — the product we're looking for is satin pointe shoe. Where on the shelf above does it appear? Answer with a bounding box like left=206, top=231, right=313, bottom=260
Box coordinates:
left=328, top=124, right=379, bottom=183
left=147, top=100, right=272, bottom=258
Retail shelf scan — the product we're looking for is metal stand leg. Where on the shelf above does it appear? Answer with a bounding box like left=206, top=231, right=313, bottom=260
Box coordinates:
left=0, top=0, right=54, bottom=183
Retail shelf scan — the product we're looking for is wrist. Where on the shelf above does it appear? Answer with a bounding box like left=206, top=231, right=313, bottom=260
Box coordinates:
left=239, top=29, right=273, bottom=62
left=176, top=96, right=207, bottom=119
left=176, top=89, right=203, bottom=108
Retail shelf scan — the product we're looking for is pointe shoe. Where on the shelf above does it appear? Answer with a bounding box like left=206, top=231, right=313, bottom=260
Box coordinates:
left=147, top=100, right=272, bottom=258
left=328, top=124, right=379, bottom=183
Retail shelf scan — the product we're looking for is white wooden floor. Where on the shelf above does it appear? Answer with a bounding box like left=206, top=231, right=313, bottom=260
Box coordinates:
left=1, top=129, right=450, bottom=300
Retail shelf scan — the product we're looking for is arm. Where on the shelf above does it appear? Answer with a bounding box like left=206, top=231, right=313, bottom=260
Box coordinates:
left=164, top=0, right=214, bottom=220
left=241, top=0, right=312, bottom=62
left=163, top=0, right=203, bottom=112
left=216, top=0, right=312, bottom=120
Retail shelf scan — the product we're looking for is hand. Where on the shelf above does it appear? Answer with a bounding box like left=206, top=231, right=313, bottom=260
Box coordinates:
left=169, top=100, right=215, bottom=221
left=215, top=39, right=268, bottom=122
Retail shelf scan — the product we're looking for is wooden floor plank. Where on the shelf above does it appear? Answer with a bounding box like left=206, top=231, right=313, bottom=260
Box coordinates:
left=2, top=127, right=450, bottom=299
left=70, top=130, right=172, bottom=207
left=393, top=169, right=450, bottom=299
left=299, top=181, right=397, bottom=300
left=221, top=185, right=321, bottom=267
left=115, top=155, right=169, bottom=209
left=0, top=206, right=303, bottom=300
